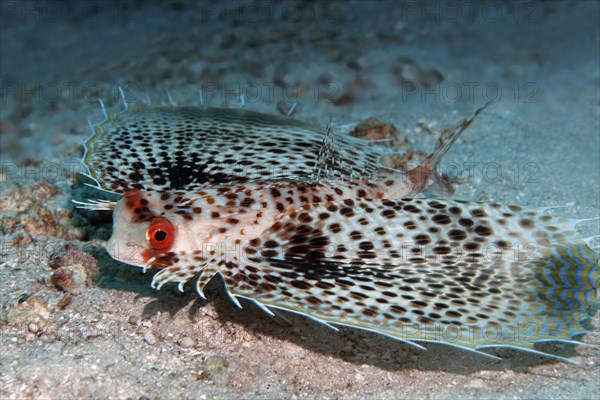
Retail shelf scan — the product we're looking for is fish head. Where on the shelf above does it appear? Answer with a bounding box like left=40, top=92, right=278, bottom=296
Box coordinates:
left=105, top=189, right=199, bottom=268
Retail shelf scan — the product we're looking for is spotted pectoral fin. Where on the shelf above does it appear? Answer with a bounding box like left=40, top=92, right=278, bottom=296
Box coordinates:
left=214, top=247, right=596, bottom=361
left=217, top=197, right=599, bottom=358
left=82, top=106, right=401, bottom=193
left=214, top=255, right=495, bottom=353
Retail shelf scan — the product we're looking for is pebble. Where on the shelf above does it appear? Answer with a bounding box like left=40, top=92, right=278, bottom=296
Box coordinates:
left=84, top=329, right=101, bottom=339
left=144, top=332, right=157, bottom=345
left=466, top=379, right=486, bottom=389
left=499, top=370, right=516, bottom=380
left=203, top=355, right=229, bottom=382
left=141, top=320, right=153, bottom=328
left=205, top=355, right=228, bottom=371
left=178, top=337, right=195, bottom=348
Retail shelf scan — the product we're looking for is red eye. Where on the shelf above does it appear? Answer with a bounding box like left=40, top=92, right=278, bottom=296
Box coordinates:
left=146, top=218, right=175, bottom=250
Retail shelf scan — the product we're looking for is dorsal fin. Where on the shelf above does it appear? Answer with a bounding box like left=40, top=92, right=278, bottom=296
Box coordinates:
left=310, top=118, right=369, bottom=182
left=311, top=117, right=338, bottom=181
left=407, top=102, right=491, bottom=195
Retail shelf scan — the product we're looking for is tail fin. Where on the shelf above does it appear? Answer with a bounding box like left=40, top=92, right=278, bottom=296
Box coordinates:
left=533, top=240, right=598, bottom=338
left=407, top=102, right=491, bottom=195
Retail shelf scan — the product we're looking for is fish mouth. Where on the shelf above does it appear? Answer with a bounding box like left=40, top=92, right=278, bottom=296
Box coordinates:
left=104, top=239, right=145, bottom=267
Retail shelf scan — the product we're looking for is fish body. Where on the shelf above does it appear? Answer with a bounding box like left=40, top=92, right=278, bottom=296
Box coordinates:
left=80, top=103, right=598, bottom=361
left=107, top=179, right=598, bottom=357
left=107, top=174, right=420, bottom=269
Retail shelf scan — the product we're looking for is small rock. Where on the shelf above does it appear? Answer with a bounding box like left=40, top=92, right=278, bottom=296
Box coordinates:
left=47, top=245, right=98, bottom=293
left=348, top=117, right=401, bottom=141
left=56, top=295, right=72, bottom=310
left=141, top=320, right=153, bottom=328
left=499, top=370, right=516, bottom=380
left=51, top=267, right=79, bottom=295
left=84, top=328, right=101, bottom=339
left=2, top=296, right=50, bottom=325
left=179, top=337, right=195, bottom=348
left=205, top=355, right=228, bottom=371
left=203, top=355, right=230, bottom=384
left=466, top=379, right=486, bottom=389
left=144, top=332, right=157, bottom=345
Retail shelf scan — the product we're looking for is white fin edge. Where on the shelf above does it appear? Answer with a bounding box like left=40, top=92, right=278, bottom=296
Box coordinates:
left=82, top=181, right=121, bottom=196
left=535, top=338, right=600, bottom=349
left=286, top=102, right=297, bottom=116
left=198, top=87, right=204, bottom=105
left=537, top=203, right=576, bottom=214
left=236, top=295, right=276, bottom=317
left=582, top=235, right=600, bottom=249
left=433, top=341, right=504, bottom=362
left=98, top=98, right=108, bottom=122
left=118, top=86, right=128, bottom=113
left=262, top=304, right=341, bottom=333
left=195, top=279, right=208, bottom=300
left=215, top=272, right=242, bottom=309
left=167, top=91, right=175, bottom=106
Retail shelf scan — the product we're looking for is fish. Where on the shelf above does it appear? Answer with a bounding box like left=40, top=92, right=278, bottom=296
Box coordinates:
left=78, top=98, right=598, bottom=362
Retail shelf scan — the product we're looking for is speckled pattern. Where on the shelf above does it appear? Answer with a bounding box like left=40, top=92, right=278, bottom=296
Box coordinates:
left=102, top=176, right=599, bottom=359
left=82, top=93, right=597, bottom=359
left=83, top=106, right=402, bottom=192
